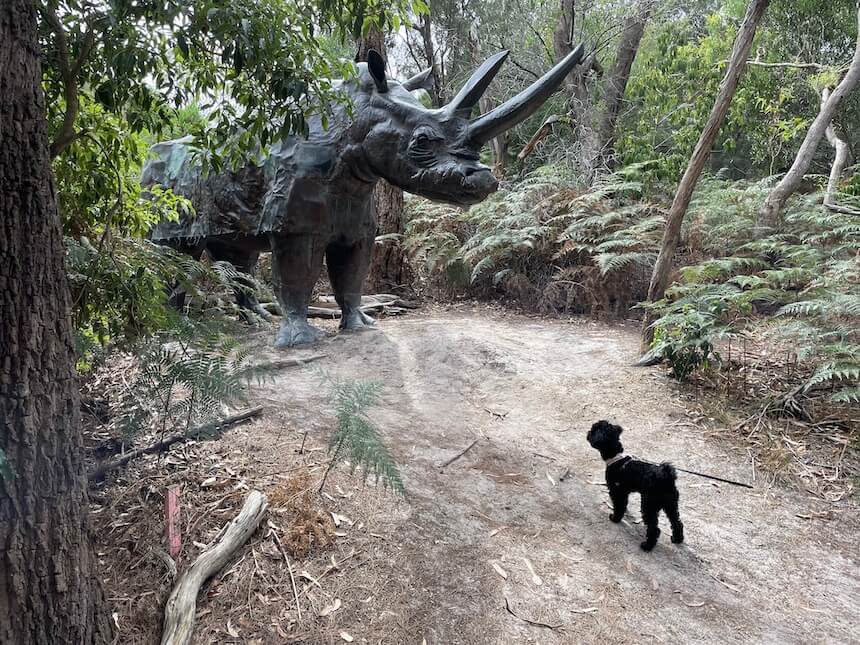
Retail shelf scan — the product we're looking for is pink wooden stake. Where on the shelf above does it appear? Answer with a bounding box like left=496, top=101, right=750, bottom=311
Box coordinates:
left=165, top=485, right=181, bottom=559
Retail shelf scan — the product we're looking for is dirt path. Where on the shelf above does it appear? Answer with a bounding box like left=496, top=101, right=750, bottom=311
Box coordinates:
left=244, top=307, right=859, bottom=644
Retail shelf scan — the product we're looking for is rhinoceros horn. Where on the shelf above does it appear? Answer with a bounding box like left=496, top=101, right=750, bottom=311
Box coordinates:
left=402, top=67, right=435, bottom=92
left=445, top=50, right=510, bottom=118
left=467, top=43, right=585, bottom=145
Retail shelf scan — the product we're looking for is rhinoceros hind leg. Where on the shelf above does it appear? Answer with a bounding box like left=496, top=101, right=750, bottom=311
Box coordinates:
left=271, top=234, right=327, bottom=347
left=326, top=235, right=376, bottom=332
left=206, top=240, right=272, bottom=321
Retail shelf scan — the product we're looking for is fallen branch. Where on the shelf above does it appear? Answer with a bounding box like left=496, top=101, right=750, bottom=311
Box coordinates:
left=88, top=407, right=264, bottom=485
left=518, top=115, right=560, bottom=160
left=440, top=439, right=479, bottom=469
left=504, top=596, right=563, bottom=630
left=264, top=354, right=327, bottom=369
left=161, top=490, right=268, bottom=645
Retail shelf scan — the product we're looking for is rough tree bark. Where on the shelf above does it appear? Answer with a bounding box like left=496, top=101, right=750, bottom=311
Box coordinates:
left=640, top=0, right=770, bottom=353
left=822, top=87, right=855, bottom=214
left=595, top=1, right=654, bottom=169
left=757, top=6, right=860, bottom=232
left=553, top=0, right=601, bottom=166
left=0, top=1, right=113, bottom=643
left=356, top=32, right=413, bottom=294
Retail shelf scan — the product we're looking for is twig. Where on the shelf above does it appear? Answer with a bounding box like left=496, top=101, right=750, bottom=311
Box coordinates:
left=272, top=530, right=302, bottom=624
left=88, top=407, right=263, bottom=484
left=504, top=596, right=563, bottom=630
left=298, top=432, right=308, bottom=455
left=440, top=439, right=479, bottom=469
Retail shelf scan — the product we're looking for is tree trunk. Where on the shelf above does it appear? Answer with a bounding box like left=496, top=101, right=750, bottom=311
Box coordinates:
left=595, top=1, right=653, bottom=169
left=468, top=19, right=508, bottom=176
left=356, top=31, right=413, bottom=295
left=417, top=13, right=444, bottom=106
left=0, top=1, right=113, bottom=643
left=822, top=88, right=855, bottom=213
left=552, top=0, right=603, bottom=179
left=640, top=0, right=769, bottom=353
left=757, top=7, right=860, bottom=232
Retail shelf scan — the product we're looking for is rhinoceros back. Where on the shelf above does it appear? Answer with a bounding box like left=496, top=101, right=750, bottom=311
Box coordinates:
left=143, top=137, right=270, bottom=241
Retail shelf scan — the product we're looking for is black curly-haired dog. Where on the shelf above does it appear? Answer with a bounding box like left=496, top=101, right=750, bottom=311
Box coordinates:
left=587, top=420, right=684, bottom=551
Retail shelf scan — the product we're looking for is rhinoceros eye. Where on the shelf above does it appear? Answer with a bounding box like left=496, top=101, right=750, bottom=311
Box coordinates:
left=411, top=127, right=440, bottom=150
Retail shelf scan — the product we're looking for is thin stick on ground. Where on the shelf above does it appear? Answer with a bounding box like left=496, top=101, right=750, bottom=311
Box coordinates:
left=440, top=439, right=479, bottom=469
left=160, top=489, right=268, bottom=645
left=88, top=407, right=263, bottom=485
left=272, top=529, right=303, bottom=624
left=504, top=595, right=563, bottom=630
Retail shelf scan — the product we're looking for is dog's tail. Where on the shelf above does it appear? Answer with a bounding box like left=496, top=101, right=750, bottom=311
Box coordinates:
left=658, top=462, right=677, bottom=482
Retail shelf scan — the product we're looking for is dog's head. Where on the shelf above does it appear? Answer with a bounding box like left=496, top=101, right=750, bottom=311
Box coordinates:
left=587, top=420, right=623, bottom=452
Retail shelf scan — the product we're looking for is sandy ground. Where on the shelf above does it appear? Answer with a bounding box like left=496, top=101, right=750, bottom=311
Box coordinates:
left=233, top=306, right=859, bottom=645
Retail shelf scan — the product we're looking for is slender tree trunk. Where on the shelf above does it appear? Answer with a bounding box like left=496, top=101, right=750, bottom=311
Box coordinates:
left=552, top=0, right=604, bottom=178
left=640, top=0, right=769, bottom=353
left=822, top=87, right=854, bottom=213
left=417, top=13, right=444, bottom=106
left=468, top=19, right=508, bottom=176
left=757, top=7, right=860, bottom=232
left=0, top=1, right=113, bottom=643
left=595, top=1, right=653, bottom=169
left=356, top=31, right=413, bottom=295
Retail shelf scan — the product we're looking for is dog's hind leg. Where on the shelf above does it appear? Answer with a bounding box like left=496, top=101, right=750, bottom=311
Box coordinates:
left=664, top=491, right=684, bottom=544
left=640, top=498, right=661, bottom=551
left=609, top=489, right=628, bottom=523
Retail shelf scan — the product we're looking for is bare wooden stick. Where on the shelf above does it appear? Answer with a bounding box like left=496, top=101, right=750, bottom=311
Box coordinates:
left=264, top=354, right=327, bottom=369
left=88, top=407, right=263, bottom=485
left=161, top=490, right=268, bottom=645
left=440, top=439, right=479, bottom=469
left=504, top=595, right=563, bottom=630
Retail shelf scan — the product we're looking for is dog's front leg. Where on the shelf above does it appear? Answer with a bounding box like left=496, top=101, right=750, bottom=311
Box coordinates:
left=608, top=487, right=628, bottom=523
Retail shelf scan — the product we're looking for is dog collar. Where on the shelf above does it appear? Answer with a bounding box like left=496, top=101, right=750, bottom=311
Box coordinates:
left=604, top=453, right=628, bottom=467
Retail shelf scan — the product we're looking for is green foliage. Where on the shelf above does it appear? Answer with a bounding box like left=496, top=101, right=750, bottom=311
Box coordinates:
left=66, top=236, right=268, bottom=360
left=617, top=3, right=859, bottom=180
left=648, top=181, right=859, bottom=400
left=649, top=306, right=729, bottom=380
left=319, top=373, right=405, bottom=496
left=111, top=319, right=274, bottom=440
left=405, top=163, right=663, bottom=315
left=41, top=0, right=418, bottom=169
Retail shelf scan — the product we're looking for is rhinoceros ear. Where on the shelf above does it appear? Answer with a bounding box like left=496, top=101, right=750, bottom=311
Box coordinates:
left=401, top=68, right=434, bottom=92
left=367, top=49, right=388, bottom=93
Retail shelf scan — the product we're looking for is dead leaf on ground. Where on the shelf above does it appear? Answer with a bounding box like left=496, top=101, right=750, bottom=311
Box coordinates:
left=674, top=591, right=705, bottom=607
left=522, top=557, right=543, bottom=586
left=491, top=561, right=508, bottom=579
left=319, top=598, right=342, bottom=617
left=226, top=618, right=240, bottom=637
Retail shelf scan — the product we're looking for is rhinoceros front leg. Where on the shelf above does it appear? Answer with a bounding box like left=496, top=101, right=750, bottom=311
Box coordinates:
left=270, top=234, right=327, bottom=347
left=325, top=233, right=376, bottom=331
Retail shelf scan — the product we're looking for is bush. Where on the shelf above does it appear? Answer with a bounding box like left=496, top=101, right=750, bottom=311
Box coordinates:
left=648, top=183, right=859, bottom=405
left=404, top=162, right=666, bottom=317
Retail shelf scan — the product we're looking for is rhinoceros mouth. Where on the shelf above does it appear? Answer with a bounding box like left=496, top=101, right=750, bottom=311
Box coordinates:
left=408, top=167, right=498, bottom=206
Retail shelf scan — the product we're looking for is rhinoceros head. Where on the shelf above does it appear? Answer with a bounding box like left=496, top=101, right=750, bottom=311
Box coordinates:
left=350, top=46, right=584, bottom=206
